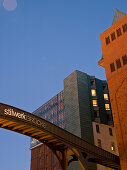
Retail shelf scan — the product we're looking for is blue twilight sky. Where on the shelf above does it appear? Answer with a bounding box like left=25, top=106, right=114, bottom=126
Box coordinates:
left=0, top=0, right=127, bottom=169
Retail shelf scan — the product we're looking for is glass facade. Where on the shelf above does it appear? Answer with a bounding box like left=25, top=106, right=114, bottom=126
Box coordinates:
left=31, top=90, right=65, bottom=147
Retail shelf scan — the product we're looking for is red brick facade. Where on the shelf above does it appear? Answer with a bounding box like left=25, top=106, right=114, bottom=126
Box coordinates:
left=99, top=14, right=127, bottom=170
left=31, top=144, right=62, bottom=170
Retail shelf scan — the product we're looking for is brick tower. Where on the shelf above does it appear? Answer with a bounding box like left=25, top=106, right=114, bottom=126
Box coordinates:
left=98, top=9, right=127, bottom=170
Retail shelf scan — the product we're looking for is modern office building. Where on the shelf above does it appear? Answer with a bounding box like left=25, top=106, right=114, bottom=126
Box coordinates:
left=98, top=9, right=127, bottom=170
left=30, top=70, right=114, bottom=170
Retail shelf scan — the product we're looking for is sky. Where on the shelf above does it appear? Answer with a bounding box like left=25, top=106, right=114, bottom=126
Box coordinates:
left=0, top=0, right=127, bottom=170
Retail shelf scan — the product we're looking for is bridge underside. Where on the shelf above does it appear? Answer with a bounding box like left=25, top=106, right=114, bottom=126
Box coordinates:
left=0, top=103, right=120, bottom=170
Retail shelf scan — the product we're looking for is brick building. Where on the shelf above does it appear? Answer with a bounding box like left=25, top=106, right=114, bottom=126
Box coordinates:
left=98, top=9, right=127, bottom=170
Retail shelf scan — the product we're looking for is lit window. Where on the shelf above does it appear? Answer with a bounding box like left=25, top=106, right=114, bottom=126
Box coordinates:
left=104, top=94, right=109, bottom=100
left=96, top=124, right=100, bottom=133
left=97, top=139, right=102, bottom=148
left=105, top=104, right=110, bottom=110
left=111, top=142, right=115, bottom=151
left=92, top=100, right=98, bottom=106
left=91, top=89, right=96, bottom=96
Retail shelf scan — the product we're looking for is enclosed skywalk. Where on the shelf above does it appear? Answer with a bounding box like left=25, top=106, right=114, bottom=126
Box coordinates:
left=0, top=103, right=120, bottom=170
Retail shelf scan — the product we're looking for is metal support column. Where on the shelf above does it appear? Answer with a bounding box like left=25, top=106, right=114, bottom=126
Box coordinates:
left=61, top=149, right=68, bottom=170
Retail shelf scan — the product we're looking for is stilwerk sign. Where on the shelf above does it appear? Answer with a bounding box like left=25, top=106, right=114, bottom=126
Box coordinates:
left=2, top=107, right=46, bottom=129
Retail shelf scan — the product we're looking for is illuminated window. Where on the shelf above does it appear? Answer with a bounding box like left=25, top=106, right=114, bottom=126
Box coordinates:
left=91, top=89, right=96, bottom=96
left=92, top=100, right=98, bottom=106
left=116, top=28, right=122, bottom=37
left=105, top=36, right=110, bottom=45
left=111, top=142, right=115, bottom=151
left=104, top=94, right=109, bottom=100
left=96, top=124, right=100, bottom=133
left=105, top=104, right=110, bottom=110
left=97, top=139, right=102, bottom=148
left=111, top=32, right=116, bottom=41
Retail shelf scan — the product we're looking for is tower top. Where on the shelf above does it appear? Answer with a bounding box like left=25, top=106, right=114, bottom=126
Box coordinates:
left=112, top=8, right=126, bottom=25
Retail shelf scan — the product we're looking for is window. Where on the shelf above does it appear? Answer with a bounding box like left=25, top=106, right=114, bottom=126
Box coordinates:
left=92, top=100, right=98, bottom=107
left=111, top=142, right=115, bottom=151
left=91, top=89, right=96, bottom=96
left=97, top=139, right=102, bottom=148
left=90, top=79, right=95, bottom=85
left=107, top=114, right=113, bottom=121
left=116, top=59, right=121, bottom=69
left=94, top=110, right=100, bottom=118
left=46, top=155, right=48, bottom=164
left=96, top=124, right=100, bottom=133
left=105, top=104, right=110, bottom=110
left=111, top=32, right=116, bottom=41
left=54, top=155, right=56, bottom=164
left=104, top=94, right=109, bottom=100
left=105, top=36, right=110, bottom=45
left=110, top=63, right=115, bottom=72
left=40, top=158, right=42, bottom=166
left=40, top=147, right=42, bottom=153
left=116, top=28, right=122, bottom=37
left=122, top=55, right=127, bottom=65
left=103, top=84, right=107, bottom=90
left=109, top=128, right=113, bottom=136
left=122, top=23, right=127, bottom=33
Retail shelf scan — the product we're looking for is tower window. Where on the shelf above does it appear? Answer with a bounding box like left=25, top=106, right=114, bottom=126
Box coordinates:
left=94, top=110, right=100, bottom=118
left=116, top=59, right=121, bottom=69
left=116, top=28, right=122, bottom=37
left=91, top=89, right=96, bottom=96
left=105, top=104, right=110, bottom=110
left=122, top=55, right=127, bottom=65
left=96, top=124, right=100, bottom=133
left=122, top=23, right=127, bottom=33
left=97, top=139, right=102, bottom=148
left=111, top=142, right=115, bottom=151
left=105, top=36, right=110, bottom=45
left=92, top=100, right=98, bottom=107
left=111, top=32, right=116, bottom=41
left=104, top=94, right=109, bottom=100
left=90, top=79, right=95, bottom=85
left=109, top=128, right=113, bottom=136
left=110, top=63, right=115, bottom=72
